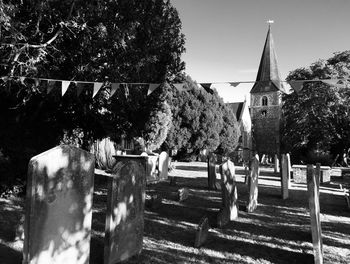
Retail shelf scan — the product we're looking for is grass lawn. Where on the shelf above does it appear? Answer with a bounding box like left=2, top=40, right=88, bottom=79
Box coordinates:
left=0, top=161, right=350, bottom=263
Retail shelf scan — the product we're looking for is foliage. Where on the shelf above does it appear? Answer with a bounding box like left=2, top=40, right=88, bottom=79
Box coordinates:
left=0, top=0, right=185, bottom=177
left=282, top=50, right=350, bottom=164
left=164, top=75, right=239, bottom=160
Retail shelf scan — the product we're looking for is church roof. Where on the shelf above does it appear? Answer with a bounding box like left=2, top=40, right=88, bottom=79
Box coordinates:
left=250, top=25, right=286, bottom=94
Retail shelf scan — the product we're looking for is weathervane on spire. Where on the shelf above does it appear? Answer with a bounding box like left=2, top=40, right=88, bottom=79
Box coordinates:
left=267, top=20, right=274, bottom=28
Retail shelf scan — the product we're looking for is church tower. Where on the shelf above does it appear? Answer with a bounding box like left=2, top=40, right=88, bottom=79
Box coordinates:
left=250, top=23, right=286, bottom=156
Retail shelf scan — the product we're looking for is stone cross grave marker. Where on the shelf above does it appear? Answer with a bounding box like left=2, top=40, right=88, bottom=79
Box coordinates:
left=158, top=151, right=169, bottom=180
left=207, top=153, right=217, bottom=190
left=307, top=164, right=323, bottom=264
left=247, top=154, right=259, bottom=213
left=194, top=216, right=209, bottom=248
left=219, top=160, right=238, bottom=221
left=104, top=155, right=147, bottom=264
left=23, top=145, right=95, bottom=264
left=281, top=154, right=290, bottom=200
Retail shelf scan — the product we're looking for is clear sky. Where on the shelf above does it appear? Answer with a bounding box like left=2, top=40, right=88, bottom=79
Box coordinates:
left=171, top=0, right=350, bottom=102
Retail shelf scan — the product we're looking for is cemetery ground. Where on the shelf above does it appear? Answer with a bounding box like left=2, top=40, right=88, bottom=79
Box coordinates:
left=0, top=162, right=350, bottom=263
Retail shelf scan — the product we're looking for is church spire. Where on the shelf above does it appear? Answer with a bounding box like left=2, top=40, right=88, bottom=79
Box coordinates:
left=250, top=22, right=285, bottom=93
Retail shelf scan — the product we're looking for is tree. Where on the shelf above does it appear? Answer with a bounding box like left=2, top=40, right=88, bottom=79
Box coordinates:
left=0, top=0, right=185, bottom=177
left=282, top=51, right=350, bottom=164
left=164, top=75, right=239, bottom=160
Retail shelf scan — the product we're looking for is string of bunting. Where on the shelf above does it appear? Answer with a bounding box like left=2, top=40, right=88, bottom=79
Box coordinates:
left=1, top=76, right=349, bottom=97
left=0, top=76, right=189, bottom=97
left=199, top=78, right=350, bottom=93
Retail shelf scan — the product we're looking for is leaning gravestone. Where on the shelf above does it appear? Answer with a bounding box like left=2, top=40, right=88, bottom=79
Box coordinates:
left=23, top=145, right=95, bottom=264
left=219, top=160, right=238, bottom=221
left=307, top=164, right=323, bottom=264
left=247, top=154, right=259, bottom=213
left=194, top=216, right=209, bottom=248
left=207, top=153, right=217, bottom=190
left=104, top=155, right=147, bottom=264
left=158, top=151, right=169, bottom=180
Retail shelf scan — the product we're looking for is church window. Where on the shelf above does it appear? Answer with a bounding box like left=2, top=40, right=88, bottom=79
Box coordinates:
left=262, top=96, right=268, bottom=106
left=261, top=110, right=267, bottom=117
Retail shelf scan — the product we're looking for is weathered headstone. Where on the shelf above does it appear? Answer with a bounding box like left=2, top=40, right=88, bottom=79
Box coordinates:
left=247, top=154, right=259, bottom=213
left=158, top=151, right=169, bottom=180
left=178, top=187, right=190, bottom=202
left=144, top=154, right=159, bottom=183
left=281, top=154, right=290, bottom=199
left=217, top=208, right=229, bottom=228
left=207, top=153, right=217, bottom=190
left=104, top=155, right=147, bottom=264
left=219, top=160, right=238, bottom=221
left=274, top=154, right=279, bottom=173
left=194, top=216, right=209, bottom=247
left=307, top=164, right=323, bottom=264
left=23, top=145, right=95, bottom=264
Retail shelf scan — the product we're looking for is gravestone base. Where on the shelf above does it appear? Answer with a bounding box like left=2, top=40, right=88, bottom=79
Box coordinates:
left=145, top=194, right=162, bottom=210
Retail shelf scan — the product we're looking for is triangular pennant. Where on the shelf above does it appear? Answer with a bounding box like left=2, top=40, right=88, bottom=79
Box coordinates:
left=110, top=83, right=120, bottom=97
left=61, top=81, right=71, bottom=96
left=147, top=83, right=160, bottom=96
left=19, top=76, right=26, bottom=84
left=1, top=76, right=9, bottom=82
left=47, top=80, right=56, bottom=94
left=34, top=78, right=40, bottom=87
left=124, top=83, right=129, bottom=98
left=200, top=83, right=213, bottom=94
left=321, top=79, right=339, bottom=87
left=288, top=80, right=304, bottom=93
left=173, top=83, right=185, bottom=92
left=76, top=82, right=85, bottom=97
left=229, top=82, right=240, bottom=87
left=93, top=82, right=103, bottom=98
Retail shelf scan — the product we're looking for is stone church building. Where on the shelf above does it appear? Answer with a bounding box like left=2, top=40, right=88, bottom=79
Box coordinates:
left=250, top=24, right=287, bottom=159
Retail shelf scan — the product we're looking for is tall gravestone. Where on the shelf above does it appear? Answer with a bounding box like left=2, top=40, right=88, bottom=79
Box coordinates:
left=219, top=160, right=238, bottom=222
left=158, top=151, right=169, bottom=180
left=274, top=154, right=279, bottom=173
left=104, top=155, right=147, bottom=264
left=307, top=164, right=323, bottom=264
left=207, top=153, right=217, bottom=190
left=281, top=154, right=290, bottom=199
left=247, top=154, right=259, bottom=213
left=23, top=145, right=95, bottom=264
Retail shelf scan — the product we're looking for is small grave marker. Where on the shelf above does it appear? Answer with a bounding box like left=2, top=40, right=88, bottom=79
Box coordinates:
left=178, top=187, right=189, bottom=202
left=207, top=153, right=217, bottom=190
left=145, top=194, right=162, bottom=210
left=194, top=216, right=209, bottom=247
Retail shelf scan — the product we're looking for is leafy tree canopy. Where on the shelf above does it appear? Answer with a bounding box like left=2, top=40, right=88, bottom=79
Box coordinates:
left=164, top=75, right=239, bottom=160
left=282, top=50, right=350, bottom=165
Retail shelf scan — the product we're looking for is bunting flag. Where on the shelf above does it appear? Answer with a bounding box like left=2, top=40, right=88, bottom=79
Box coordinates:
left=173, top=83, right=186, bottom=92
left=321, top=79, right=339, bottom=87
left=110, top=83, right=120, bottom=97
left=19, top=76, right=26, bottom=84
left=47, top=80, right=56, bottom=94
left=61, top=81, right=71, bottom=96
left=147, top=83, right=160, bottom=96
left=124, top=83, right=129, bottom=98
left=76, top=82, right=85, bottom=97
left=93, top=82, right=103, bottom=98
left=229, top=82, right=240, bottom=87
left=200, top=83, right=214, bottom=94
left=34, top=78, right=40, bottom=87
left=288, top=80, right=304, bottom=93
